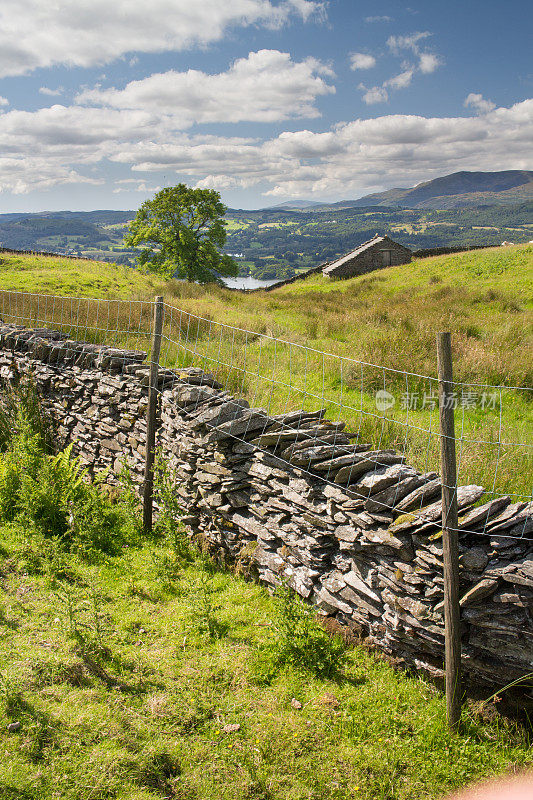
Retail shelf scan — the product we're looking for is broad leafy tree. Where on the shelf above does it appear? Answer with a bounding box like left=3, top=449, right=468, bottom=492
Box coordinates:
left=124, top=184, right=238, bottom=283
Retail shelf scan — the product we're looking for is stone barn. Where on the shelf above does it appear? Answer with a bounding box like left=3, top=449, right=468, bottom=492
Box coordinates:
left=322, top=234, right=412, bottom=279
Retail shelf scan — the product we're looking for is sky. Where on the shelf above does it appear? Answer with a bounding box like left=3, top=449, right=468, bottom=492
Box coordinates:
left=0, top=0, right=532, bottom=212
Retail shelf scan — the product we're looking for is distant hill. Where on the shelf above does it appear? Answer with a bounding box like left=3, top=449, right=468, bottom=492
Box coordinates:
left=1, top=170, right=532, bottom=276
left=264, top=200, right=319, bottom=210
left=315, top=170, right=533, bottom=211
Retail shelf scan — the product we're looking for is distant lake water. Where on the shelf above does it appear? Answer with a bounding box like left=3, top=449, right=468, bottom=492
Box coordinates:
left=222, top=276, right=280, bottom=290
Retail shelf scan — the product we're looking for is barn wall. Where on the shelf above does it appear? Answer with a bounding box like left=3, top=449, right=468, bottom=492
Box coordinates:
left=326, top=239, right=411, bottom=279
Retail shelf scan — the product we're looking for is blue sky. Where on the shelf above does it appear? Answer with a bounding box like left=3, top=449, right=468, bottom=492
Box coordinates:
left=0, top=0, right=531, bottom=212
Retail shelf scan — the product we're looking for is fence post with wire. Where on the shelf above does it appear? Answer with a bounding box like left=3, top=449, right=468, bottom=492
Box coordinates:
left=0, top=287, right=531, bottom=714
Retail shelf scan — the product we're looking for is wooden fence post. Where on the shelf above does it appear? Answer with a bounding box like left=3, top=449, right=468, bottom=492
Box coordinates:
left=437, top=331, right=462, bottom=731
left=143, top=296, right=164, bottom=532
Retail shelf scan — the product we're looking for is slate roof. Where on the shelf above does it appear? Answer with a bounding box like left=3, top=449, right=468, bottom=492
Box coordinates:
left=322, top=234, right=410, bottom=276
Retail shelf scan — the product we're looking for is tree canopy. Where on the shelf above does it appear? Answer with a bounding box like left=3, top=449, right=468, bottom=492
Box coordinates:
left=124, top=184, right=238, bottom=283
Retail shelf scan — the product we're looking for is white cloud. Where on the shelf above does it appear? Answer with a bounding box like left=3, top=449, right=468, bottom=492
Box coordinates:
left=418, top=52, right=442, bottom=74
left=195, top=175, right=249, bottom=190
left=349, top=53, right=377, bottom=70
left=77, top=50, right=335, bottom=124
left=0, top=156, right=102, bottom=194
left=114, top=100, right=533, bottom=198
left=360, top=30, right=443, bottom=103
left=358, top=84, right=389, bottom=104
left=0, top=90, right=531, bottom=200
left=384, top=68, right=415, bottom=90
left=39, top=86, right=64, bottom=96
left=464, top=92, right=496, bottom=115
left=387, top=31, right=431, bottom=55
left=0, top=96, right=9, bottom=107
left=365, top=15, right=392, bottom=23
left=0, top=0, right=324, bottom=78
left=112, top=179, right=161, bottom=194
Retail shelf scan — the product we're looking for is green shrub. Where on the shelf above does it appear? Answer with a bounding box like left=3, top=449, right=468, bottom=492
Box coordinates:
left=251, top=583, right=346, bottom=684
left=0, top=415, right=143, bottom=559
left=0, top=376, right=53, bottom=453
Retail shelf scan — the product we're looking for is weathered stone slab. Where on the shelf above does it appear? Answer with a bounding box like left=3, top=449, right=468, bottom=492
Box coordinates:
left=460, top=547, right=489, bottom=572
left=460, top=578, right=500, bottom=607
left=189, top=399, right=250, bottom=429
left=351, top=464, right=419, bottom=499
left=458, top=496, right=511, bottom=531
left=394, top=476, right=441, bottom=513
left=207, top=410, right=271, bottom=442
left=364, top=472, right=430, bottom=513
left=251, top=423, right=346, bottom=448
left=485, top=501, right=530, bottom=533
left=283, top=443, right=365, bottom=467
left=334, top=452, right=404, bottom=485
left=390, top=485, right=485, bottom=533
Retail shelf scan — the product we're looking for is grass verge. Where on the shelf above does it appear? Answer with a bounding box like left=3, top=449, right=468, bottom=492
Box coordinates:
left=0, top=383, right=531, bottom=800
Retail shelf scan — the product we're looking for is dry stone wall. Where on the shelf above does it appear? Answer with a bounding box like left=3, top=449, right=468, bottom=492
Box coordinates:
left=1, top=323, right=532, bottom=703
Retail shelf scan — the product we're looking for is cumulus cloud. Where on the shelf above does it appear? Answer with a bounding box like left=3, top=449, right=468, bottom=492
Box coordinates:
left=418, top=52, right=442, bottom=74
left=0, top=97, right=9, bottom=107
left=39, top=86, right=64, bottom=96
left=112, top=179, right=161, bottom=194
left=0, top=91, right=531, bottom=198
left=114, top=100, right=533, bottom=198
left=358, top=84, right=389, bottom=105
left=365, top=15, right=392, bottom=23
left=77, top=50, right=335, bottom=124
left=384, top=68, right=415, bottom=90
left=0, top=156, right=102, bottom=194
left=0, top=0, right=324, bottom=78
left=349, top=53, right=377, bottom=70
left=464, top=92, right=496, bottom=115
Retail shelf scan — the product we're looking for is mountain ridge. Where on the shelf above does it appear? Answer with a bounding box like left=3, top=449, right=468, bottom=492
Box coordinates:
left=304, top=170, right=533, bottom=211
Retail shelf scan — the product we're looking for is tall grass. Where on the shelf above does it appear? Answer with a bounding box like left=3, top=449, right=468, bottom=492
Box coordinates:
left=0, top=244, right=531, bottom=498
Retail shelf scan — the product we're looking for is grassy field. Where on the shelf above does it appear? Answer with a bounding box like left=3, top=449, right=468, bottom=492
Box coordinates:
left=0, top=245, right=531, bottom=496
left=2, top=523, right=532, bottom=800
left=0, top=248, right=532, bottom=800
left=0, top=251, right=166, bottom=298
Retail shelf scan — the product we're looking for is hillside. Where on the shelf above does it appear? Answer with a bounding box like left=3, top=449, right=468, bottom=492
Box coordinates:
left=1, top=245, right=531, bottom=387
left=0, top=244, right=531, bottom=497
left=0, top=250, right=167, bottom=297
left=325, top=170, right=533, bottom=210
left=1, top=170, right=532, bottom=279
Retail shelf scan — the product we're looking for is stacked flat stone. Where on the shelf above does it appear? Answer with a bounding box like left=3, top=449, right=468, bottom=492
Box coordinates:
left=0, top=325, right=531, bottom=704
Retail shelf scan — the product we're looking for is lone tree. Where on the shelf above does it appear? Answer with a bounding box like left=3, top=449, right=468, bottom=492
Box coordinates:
left=124, top=184, right=239, bottom=283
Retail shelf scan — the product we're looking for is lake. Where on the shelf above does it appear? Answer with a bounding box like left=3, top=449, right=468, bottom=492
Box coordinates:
left=222, top=276, right=280, bottom=290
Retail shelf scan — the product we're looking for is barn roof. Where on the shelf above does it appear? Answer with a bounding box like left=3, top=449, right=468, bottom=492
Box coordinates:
left=322, top=234, right=410, bottom=276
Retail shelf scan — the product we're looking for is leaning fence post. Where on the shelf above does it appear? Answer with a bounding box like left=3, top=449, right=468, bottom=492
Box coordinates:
left=436, top=331, right=462, bottom=731
left=143, top=296, right=164, bottom=532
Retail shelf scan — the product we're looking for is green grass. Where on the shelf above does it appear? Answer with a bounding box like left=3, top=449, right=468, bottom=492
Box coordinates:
left=0, top=245, right=531, bottom=496
left=0, top=251, right=167, bottom=298
left=1, top=523, right=531, bottom=800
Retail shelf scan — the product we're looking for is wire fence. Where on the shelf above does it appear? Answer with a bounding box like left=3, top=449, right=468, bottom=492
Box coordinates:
left=0, top=288, right=531, bottom=541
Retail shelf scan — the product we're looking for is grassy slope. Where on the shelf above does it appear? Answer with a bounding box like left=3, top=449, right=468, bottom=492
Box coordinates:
left=159, top=246, right=531, bottom=496
left=0, top=245, right=531, bottom=495
left=1, top=524, right=531, bottom=800
left=0, top=251, right=166, bottom=298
